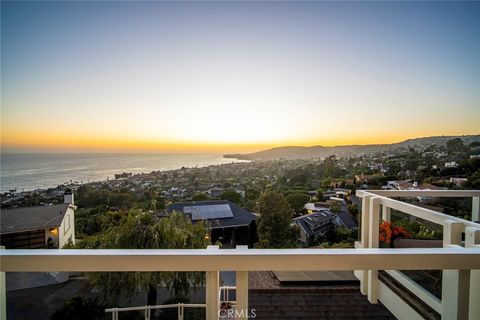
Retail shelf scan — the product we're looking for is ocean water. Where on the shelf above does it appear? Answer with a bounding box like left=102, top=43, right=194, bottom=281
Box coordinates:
left=0, top=153, right=242, bottom=193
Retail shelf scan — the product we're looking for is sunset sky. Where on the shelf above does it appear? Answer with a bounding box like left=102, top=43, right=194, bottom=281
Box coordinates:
left=1, top=1, right=479, bottom=153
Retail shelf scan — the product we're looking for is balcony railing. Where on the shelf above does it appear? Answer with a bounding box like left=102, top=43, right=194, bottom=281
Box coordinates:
left=355, top=189, right=480, bottom=320
left=1, top=190, right=479, bottom=320
left=104, top=286, right=233, bottom=320
left=219, top=285, right=237, bottom=306
left=105, top=303, right=206, bottom=320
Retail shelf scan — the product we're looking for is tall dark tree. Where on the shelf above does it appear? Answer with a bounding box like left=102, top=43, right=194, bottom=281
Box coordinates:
left=285, top=192, right=310, bottom=213
left=466, top=170, right=480, bottom=189
left=316, top=190, right=324, bottom=201
left=191, top=193, right=209, bottom=201
left=256, top=191, right=298, bottom=248
left=247, top=220, right=258, bottom=248
left=220, top=189, right=242, bottom=204
left=446, top=138, right=467, bottom=154
left=330, top=201, right=342, bottom=213
left=323, top=155, right=337, bottom=178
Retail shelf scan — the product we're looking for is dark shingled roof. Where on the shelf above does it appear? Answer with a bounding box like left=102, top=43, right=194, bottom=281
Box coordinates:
left=167, top=200, right=256, bottom=229
left=296, top=219, right=315, bottom=237
left=293, top=210, right=336, bottom=237
left=337, top=211, right=358, bottom=229
left=249, top=271, right=396, bottom=320
left=249, top=288, right=396, bottom=320
left=294, top=210, right=336, bottom=225
left=1, top=204, right=70, bottom=234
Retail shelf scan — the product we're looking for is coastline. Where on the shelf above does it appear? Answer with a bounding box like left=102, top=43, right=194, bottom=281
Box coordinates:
left=1, top=153, right=250, bottom=194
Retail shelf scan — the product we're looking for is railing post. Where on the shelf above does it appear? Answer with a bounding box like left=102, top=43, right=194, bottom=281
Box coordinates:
left=144, top=306, right=150, bottom=320
left=367, top=197, right=381, bottom=304
left=0, top=247, right=5, bottom=320
left=381, top=205, right=391, bottom=222
left=178, top=303, right=184, bottom=320
left=359, top=195, right=371, bottom=295
left=236, top=272, right=249, bottom=319
left=206, top=245, right=220, bottom=320
left=235, top=245, right=249, bottom=319
left=206, top=271, right=220, bottom=320
left=472, top=197, right=479, bottom=222
left=443, top=220, right=463, bottom=247
left=466, top=227, right=480, bottom=320
left=442, top=220, right=469, bottom=320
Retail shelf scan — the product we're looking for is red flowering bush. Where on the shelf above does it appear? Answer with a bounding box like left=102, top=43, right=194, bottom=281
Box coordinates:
left=379, top=221, right=411, bottom=245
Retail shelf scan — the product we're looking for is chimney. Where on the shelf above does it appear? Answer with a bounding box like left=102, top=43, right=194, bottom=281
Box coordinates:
left=64, top=188, right=74, bottom=204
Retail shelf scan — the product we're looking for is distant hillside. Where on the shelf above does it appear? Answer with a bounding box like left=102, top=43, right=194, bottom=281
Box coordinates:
left=224, top=135, right=480, bottom=161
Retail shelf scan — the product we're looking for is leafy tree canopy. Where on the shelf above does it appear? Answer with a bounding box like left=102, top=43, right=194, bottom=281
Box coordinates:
left=466, top=170, right=480, bottom=189
left=330, top=201, right=342, bottom=213
left=285, top=192, right=310, bottom=213
left=191, top=193, right=209, bottom=201
left=220, top=189, right=242, bottom=204
left=256, top=191, right=298, bottom=248
left=447, top=138, right=467, bottom=154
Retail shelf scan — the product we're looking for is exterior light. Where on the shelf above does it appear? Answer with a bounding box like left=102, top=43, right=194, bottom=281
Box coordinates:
left=50, top=228, right=58, bottom=236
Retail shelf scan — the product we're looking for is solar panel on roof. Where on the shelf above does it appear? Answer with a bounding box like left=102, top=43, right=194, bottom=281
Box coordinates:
left=184, top=204, right=234, bottom=221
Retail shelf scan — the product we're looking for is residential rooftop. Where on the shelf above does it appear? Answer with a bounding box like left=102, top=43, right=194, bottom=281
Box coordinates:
left=167, top=200, right=257, bottom=229
left=0, top=204, right=71, bottom=234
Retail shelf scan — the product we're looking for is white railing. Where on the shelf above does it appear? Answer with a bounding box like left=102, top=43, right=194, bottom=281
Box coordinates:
left=1, top=190, right=479, bottom=320
left=2, top=247, right=478, bottom=271
left=219, top=286, right=237, bottom=305
left=1, top=246, right=478, bottom=320
left=105, top=303, right=206, bottom=320
left=355, top=189, right=480, bottom=320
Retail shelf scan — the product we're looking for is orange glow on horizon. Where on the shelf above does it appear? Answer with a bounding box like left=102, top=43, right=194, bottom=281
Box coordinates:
left=3, top=129, right=479, bottom=154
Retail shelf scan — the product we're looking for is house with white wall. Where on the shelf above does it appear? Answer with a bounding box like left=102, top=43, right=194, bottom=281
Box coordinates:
left=0, top=191, right=76, bottom=249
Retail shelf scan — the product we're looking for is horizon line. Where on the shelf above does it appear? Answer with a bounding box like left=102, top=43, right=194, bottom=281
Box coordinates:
left=2, top=133, right=479, bottom=155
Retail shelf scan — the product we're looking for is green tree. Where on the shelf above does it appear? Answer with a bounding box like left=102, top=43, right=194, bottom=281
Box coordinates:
left=446, top=138, right=467, bottom=154
left=465, top=170, right=480, bottom=189
left=347, top=203, right=359, bottom=220
left=256, top=191, right=298, bottom=248
left=323, top=155, right=338, bottom=178
left=386, top=160, right=401, bottom=176
left=220, top=189, right=242, bottom=204
left=244, top=188, right=261, bottom=211
left=155, top=196, right=167, bottom=210
left=330, top=201, right=342, bottom=213
left=324, top=227, right=355, bottom=244
left=191, top=193, right=209, bottom=201
left=405, top=157, right=419, bottom=172
left=285, top=192, right=310, bottom=213
left=469, top=141, right=480, bottom=149
left=245, top=188, right=260, bottom=201
left=149, top=199, right=158, bottom=211
left=78, top=210, right=208, bottom=307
